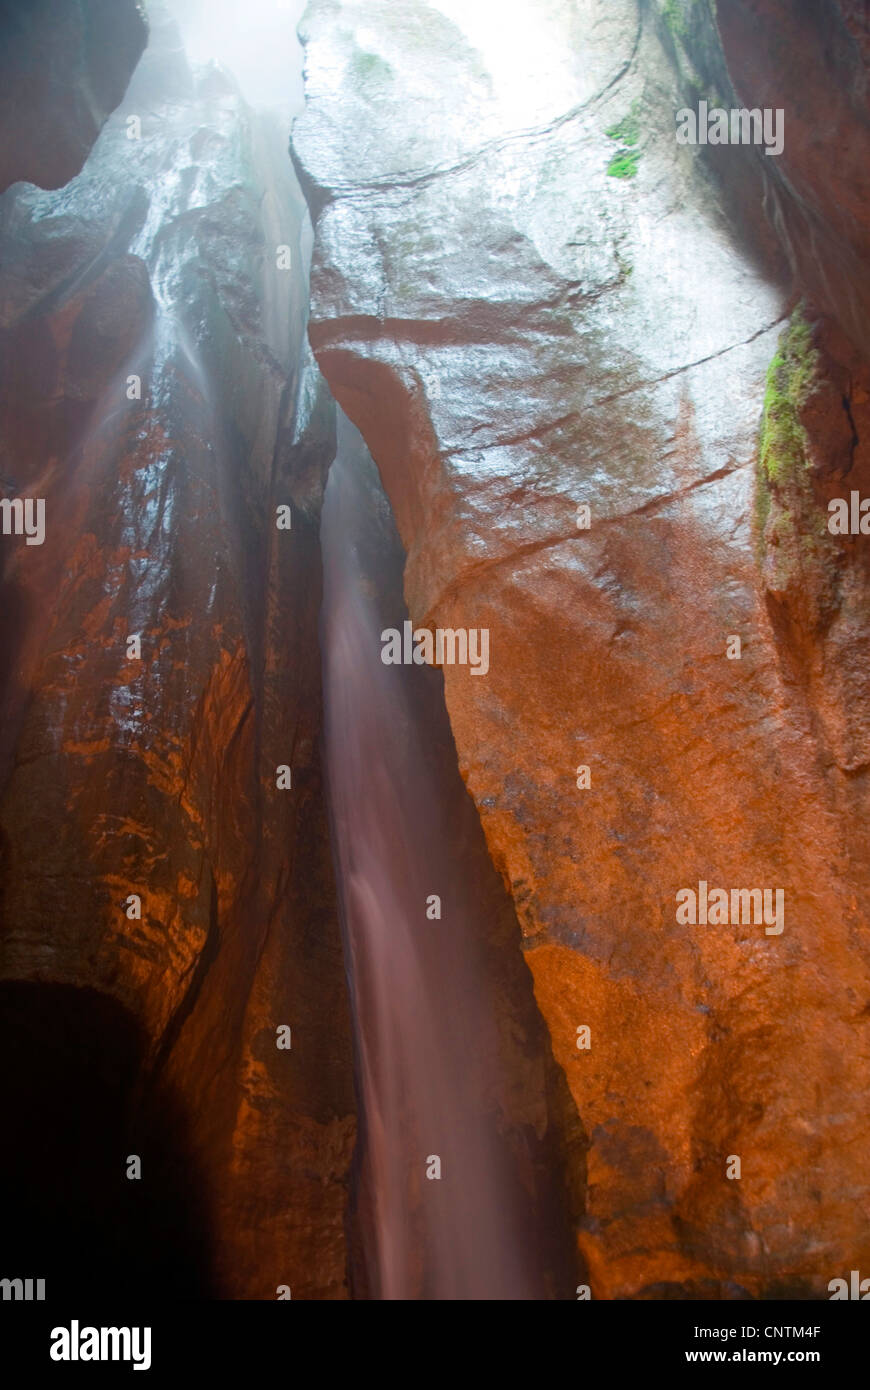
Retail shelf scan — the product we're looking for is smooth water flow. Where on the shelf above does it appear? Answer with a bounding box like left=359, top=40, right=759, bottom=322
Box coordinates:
left=321, top=420, right=538, bottom=1301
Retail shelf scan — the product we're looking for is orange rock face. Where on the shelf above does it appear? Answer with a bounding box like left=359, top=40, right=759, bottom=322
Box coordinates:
left=294, top=0, right=870, bottom=1296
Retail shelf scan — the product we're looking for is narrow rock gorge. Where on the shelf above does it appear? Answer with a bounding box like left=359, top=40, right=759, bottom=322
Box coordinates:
left=0, top=0, right=868, bottom=1305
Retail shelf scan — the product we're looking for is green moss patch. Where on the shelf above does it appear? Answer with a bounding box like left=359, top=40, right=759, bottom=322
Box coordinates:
left=606, top=101, right=643, bottom=179
left=759, top=304, right=820, bottom=485
left=663, top=0, right=688, bottom=37
left=606, top=103, right=641, bottom=147
left=607, top=149, right=641, bottom=179
left=754, top=305, right=840, bottom=626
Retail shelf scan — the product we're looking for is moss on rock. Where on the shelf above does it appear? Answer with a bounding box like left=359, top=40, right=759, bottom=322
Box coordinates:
left=663, top=0, right=689, bottom=38
left=755, top=306, right=840, bottom=630
left=606, top=102, right=642, bottom=147
left=607, top=149, right=642, bottom=179
left=759, top=305, right=820, bottom=485
left=606, top=101, right=643, bottom=179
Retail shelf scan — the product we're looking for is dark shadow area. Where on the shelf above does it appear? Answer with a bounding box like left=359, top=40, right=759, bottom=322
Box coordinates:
left=0, top=980, right=215, bottom=1299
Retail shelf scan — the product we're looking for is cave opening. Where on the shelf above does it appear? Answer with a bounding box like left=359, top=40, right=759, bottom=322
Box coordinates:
left=0, top=980, right=215, bottom=1300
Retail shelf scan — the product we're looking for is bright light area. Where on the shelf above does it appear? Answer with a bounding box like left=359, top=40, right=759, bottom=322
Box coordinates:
left=431, top=0, right=589, bottom=128
left=162, top=0, right=308, bottom=113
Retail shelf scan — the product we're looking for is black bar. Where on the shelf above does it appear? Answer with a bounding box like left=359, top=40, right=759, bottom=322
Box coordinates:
left=1, top=1298, right=864, bottom=1377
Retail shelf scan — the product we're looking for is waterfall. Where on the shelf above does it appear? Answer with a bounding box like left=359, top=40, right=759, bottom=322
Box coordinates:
left=321, top=413, right=554, bottom=1300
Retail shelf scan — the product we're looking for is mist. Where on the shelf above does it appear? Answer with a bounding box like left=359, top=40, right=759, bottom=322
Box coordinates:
left=160, top=0, right=308, bottom=113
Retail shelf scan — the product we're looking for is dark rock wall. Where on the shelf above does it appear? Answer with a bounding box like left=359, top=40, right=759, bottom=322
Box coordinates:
left=0, top=0, right=149, bottom=192
left=711, top=0, right=870, bottom=357
left=0, top=5, right=355, bottom=1299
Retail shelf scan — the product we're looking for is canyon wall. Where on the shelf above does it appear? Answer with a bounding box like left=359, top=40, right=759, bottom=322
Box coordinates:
left=294, top=0, right=870, bottom=1297
left=0, top=3, right=355, bottom=1299
left=675, top=0, right=870, bottom=359
left=0, top=0, right=148, bottom=193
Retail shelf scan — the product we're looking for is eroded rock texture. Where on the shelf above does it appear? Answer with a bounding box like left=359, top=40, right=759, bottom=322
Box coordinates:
left=0, top=0, right=149, bottom=193
left=294, top=0, right=870, bottom=1297
left=0, top=6, right=355, bottom=1298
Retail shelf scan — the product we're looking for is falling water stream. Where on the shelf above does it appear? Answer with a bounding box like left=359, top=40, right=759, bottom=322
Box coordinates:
left=321, top=414, right=552, bottom=1300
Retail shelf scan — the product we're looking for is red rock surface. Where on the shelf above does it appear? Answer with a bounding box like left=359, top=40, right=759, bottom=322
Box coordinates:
left=294, top=0, right=870, bottom=1297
